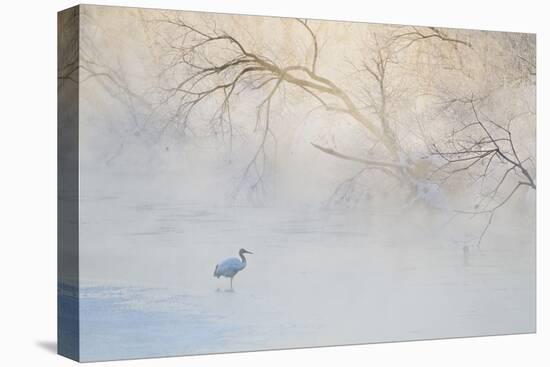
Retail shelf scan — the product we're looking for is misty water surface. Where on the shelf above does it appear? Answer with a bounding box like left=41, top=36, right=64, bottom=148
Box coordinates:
left=76, top=194, right=535, bottom=361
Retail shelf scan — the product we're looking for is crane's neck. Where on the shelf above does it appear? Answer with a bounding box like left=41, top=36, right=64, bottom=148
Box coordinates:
left=239, top=252, right=247, bottom=265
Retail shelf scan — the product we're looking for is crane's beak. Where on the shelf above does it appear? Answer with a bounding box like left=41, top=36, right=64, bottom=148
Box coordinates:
left=243, top=249, right=253, bottom=254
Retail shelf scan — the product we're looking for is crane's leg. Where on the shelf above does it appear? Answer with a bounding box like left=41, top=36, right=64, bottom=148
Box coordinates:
left=230, top=277, right=234, bottom=292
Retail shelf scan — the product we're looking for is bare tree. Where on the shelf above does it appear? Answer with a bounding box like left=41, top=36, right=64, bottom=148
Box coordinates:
left=144, top=13, right=470, bottom=201
left=431, top=96, right=535, bottom=246
left=79, top=10, right=534, bottom=225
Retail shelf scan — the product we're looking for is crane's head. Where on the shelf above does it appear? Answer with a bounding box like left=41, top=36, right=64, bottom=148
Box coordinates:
left=239, top=248, right=253, bottom=255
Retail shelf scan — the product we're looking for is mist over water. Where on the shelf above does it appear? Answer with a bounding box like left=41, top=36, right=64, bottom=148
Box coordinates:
left=77, top=184, right=535, bottom=361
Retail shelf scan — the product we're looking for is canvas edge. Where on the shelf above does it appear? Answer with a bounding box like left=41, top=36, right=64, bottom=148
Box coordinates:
left=57, top=4, right=81, bottom=362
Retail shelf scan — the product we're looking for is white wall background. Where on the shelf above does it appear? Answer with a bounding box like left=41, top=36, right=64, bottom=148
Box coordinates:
left=0, top=0, right=547, bottom=365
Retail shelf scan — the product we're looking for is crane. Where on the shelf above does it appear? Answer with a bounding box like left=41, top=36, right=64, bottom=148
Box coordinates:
left=213, top=248, right=253, bottom=291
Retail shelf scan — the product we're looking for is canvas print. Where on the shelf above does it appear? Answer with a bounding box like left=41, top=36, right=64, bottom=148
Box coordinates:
left=58, top=4, right=536, bottom=362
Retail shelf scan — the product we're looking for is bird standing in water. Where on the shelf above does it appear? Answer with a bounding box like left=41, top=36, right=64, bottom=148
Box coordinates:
left=213, top=248, right=253, bottom=291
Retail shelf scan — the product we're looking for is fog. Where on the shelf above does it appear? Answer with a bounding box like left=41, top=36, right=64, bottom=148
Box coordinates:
left=77, top=194, right=534, bottom=361
left=68, top=5, right=536, bottom=361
